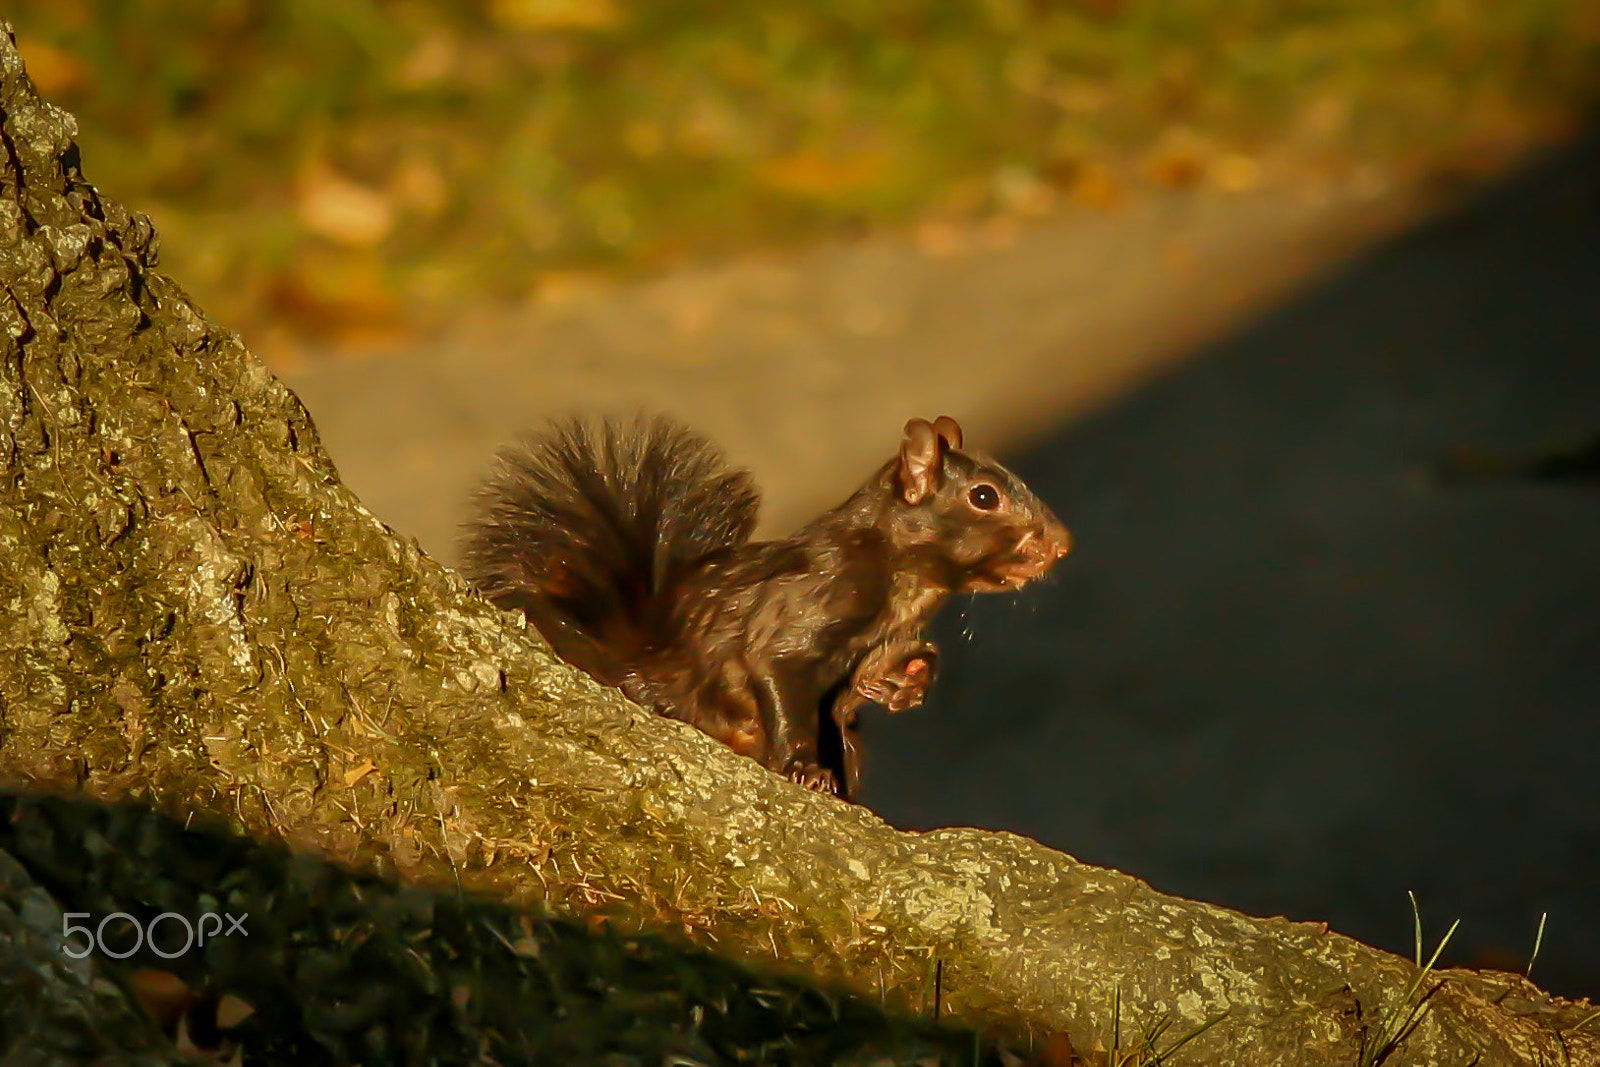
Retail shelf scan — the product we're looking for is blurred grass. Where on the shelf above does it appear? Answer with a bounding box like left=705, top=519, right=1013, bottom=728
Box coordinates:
left=9, top=0, right=1600, bottom=347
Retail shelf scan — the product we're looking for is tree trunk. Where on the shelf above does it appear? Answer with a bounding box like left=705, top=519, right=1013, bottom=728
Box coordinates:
left=0, top=24, right=1594, bottom=1066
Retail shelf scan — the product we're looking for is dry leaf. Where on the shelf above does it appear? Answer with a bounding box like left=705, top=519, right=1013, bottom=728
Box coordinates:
left=264, top=248, right=401, bottom=344
left=756, top=149, right=891, bottom=198
left=297, top=164, right=396, bottom=247
left=215, top=993, right=256, bottom=1030
left=344, top=757, right=378, bottom=786
left=914, top=219, right=969, bottom=259
left=1066, top=161, right=1124, bottom=209
left=128, top=968, right=194, bottom=1028
left=395, top=32, right=458, bottom=89
left=17, top=40, right=87, bottom=96
left=489, top=0, right=623, bottom=32
left=390, top=156, right=450, bottom=217
left=1027, top=1031, right=1077, bottom=1066
left=1212, top=153, right=1262, bottom=192
left=173, top=1014, right=200, bottom=1055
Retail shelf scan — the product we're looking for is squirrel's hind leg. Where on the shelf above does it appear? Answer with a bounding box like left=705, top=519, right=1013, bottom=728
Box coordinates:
left=750, top=662, right=838, bottom=796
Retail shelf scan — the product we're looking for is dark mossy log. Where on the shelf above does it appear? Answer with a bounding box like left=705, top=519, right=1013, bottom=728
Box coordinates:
left=0, top=23, right=1594, bottom=1066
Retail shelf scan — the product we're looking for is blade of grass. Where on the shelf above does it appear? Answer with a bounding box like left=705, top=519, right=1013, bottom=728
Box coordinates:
left=1408, top=889, right=1423, bottom=968
left=1361, top=914, right=1460, bottom=1067
left=1150, top=1010, right=1228, bottom=1065
left=1524, top=912, right=1547, bottom=980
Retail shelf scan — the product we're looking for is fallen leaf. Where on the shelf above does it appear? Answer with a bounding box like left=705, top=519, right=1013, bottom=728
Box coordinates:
left=1027, top=1031, right=1076, bottom=1066
left=264, top=248, right=402, bottom=345
left=756, top=149, right=891, bottom=198
left=1066, top=161, right=1124, bottom=209
left=128, top=968, right=194, bottom=1028
left=344, top=757, right=378, bottom=786
left=1212, top=153, right=1261, bottom=192
left=215, top=993, right=256, bottom=1030
left=174, top=1014, right=200, bottom=1054
left=297, top=164, right=396, bottom=247
left=17, top=40, right=88, bottom=96
left=915, top=219, right=969, bottom=258
left=489, top=0, right=622, bottom=32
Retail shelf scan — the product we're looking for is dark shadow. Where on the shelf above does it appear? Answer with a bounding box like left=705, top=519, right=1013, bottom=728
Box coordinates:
left=863, top=131, right=1600, bottom=998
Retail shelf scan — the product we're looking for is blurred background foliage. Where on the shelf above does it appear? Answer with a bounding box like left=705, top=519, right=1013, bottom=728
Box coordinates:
left=9, top=0, right=1600, bottom=348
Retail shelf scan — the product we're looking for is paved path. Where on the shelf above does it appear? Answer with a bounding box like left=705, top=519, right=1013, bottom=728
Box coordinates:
left=285, top=174, right=1422, bottom=557
left=864, top=134, right=1600, bottom=998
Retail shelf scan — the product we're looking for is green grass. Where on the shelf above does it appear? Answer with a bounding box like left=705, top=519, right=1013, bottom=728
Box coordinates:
left=1358, top=892, right=1462, bottom=1067
left=1101, top=985, right=1230, bottom=1066
left=9, top=0, right=1600, bottom=344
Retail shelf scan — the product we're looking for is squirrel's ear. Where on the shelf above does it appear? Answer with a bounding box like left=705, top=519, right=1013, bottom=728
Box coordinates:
left=899, top=418, right=944, bottom=503
left=931, top=416, right=963, bottom=451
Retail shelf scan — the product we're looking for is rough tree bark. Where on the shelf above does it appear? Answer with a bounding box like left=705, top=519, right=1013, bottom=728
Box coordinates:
left=0, top=25, right=1594, bottom=1066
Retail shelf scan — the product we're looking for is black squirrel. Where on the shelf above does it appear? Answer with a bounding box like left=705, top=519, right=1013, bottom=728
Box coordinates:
left=460, top=414, right=1070, bottom=801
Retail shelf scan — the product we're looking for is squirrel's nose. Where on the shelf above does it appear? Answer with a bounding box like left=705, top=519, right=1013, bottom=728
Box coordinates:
left=1019, top=524, right=1071, bottom=564
left=1045, top=522, right=1072, bottom=559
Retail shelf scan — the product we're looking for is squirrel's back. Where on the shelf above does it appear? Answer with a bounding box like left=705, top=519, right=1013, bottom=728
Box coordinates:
left=460, top=415, right=760, bottom=659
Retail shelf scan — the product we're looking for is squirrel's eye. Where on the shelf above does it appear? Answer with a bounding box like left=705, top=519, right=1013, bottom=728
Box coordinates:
left=968, top=484, right=1000, bottom=511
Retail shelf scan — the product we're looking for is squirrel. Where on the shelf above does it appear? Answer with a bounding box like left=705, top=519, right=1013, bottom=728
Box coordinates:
left=459, top=414, right=1070, bottom=801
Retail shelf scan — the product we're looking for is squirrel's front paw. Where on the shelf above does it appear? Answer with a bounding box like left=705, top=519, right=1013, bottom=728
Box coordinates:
left=783, top=758, right=839, bottom=795
left=856, top=648, right=938, bottom=712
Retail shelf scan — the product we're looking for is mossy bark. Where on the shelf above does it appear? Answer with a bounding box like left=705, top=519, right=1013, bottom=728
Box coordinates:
left=0, top=24, right=1593, bottom=1066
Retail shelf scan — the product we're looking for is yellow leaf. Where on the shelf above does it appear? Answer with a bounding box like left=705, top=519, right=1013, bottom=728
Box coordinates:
left=215, top=993, right=257, bottom=1030
left=344, top=757, right=378, bottom=786
left=756, top=149, right=891, bottom=198
left=297, top=164, right=396, bottom=248
left=489, top=0, right=623, bottom=32
left=17, top=40, right=88, bottom=96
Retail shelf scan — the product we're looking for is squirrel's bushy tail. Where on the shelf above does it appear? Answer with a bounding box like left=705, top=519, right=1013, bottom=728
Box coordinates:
left=460, top=415, right=760, bottom=669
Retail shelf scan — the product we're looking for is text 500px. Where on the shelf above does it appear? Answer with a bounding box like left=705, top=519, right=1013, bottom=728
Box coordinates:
left=60, top=911, right=248, bottom=959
